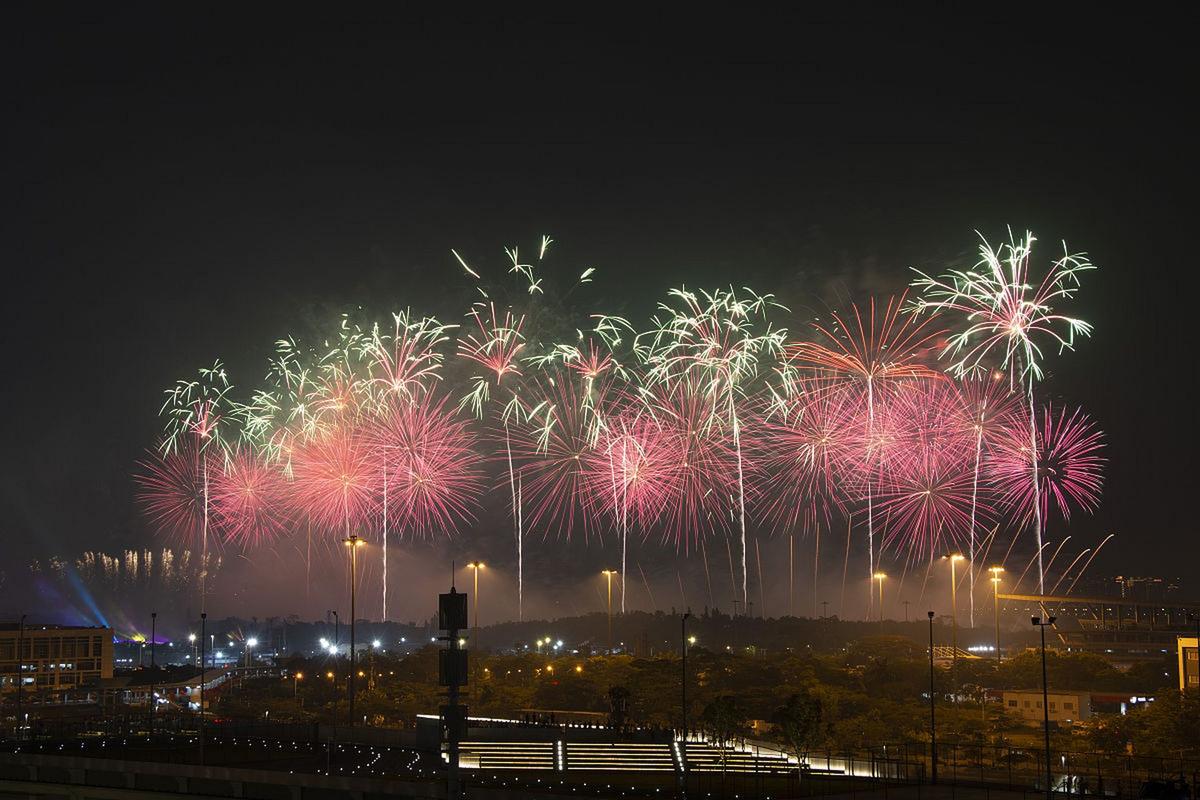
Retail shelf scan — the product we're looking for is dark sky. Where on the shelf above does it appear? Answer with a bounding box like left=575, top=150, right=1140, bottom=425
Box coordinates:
left=2, top=8, right=1195, bottom=619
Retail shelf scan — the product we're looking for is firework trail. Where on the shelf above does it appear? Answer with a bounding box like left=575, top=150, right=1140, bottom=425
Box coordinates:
left=362, top=311, right=453, bottom=620
left=699, top=535, right=714, bottom=609
left=952, top=375, right=1019, bottom=625
left=156, top=361, right=234, bottom=613
left=1050, top=548, right=1092, bottom=595
left=789, top=294, right=944, bottom=617
left=912, top=230, right=1096, bottom=593
left=458, top=300, right=528, bottom=617
left=1066, top=533, right=1115, bottom=595
left=638, top=561, right=656, bottom=610
left=640, top=287, right=786, bottom=608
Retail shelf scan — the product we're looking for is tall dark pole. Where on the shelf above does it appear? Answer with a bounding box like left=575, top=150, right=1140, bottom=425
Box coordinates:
left=927, top=611, right=937, bottom=784
left=15, top=614, right=26, bottom=739
left=150, top=612, right=157, bottom=735
left=199, top=612, right=206, bottom=765
left=343, top=534, right=361, bottom=727
left=1033, top=616, right=1056, bottom=800
left=681, top=611, right=690, bottom=733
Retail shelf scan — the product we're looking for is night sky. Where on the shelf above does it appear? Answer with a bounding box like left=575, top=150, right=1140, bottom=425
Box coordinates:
left=2, top=9, right=1194, bottom=621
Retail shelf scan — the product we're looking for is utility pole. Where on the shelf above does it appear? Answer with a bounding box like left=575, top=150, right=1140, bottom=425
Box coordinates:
left=680, top=610, right=691, bottom=798
left=15, top=614, right=26, bottom=740
left=199, top=612, right=206, bottom=765
left=150, top=612, right=157, bottom=735
left=1033, top=615, right=1057, bottom=800
left=927, top=611, right=937, bottom=785
left=343, top=534, right=364, bottom=726
left=903, top=600, right=911, bottom=623
left=438, top=574, right=468, bottom=800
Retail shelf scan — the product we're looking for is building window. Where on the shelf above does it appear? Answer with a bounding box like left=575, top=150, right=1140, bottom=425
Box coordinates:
left=1064, top=702, right=1073, bottom=710
left=1008, top=700, right=1018, bottom=707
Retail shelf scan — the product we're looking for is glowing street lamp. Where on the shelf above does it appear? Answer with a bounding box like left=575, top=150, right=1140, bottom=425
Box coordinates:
left=342, top=533, right=366, bottom=727
left=874, top=572, right=887, bottom=624
left=245, top=637, right=257, bottom=668
left=989, top=566, right=1005, bottom=665
left=602, top=570, right=618, bottom=651
left=942, top=554, right=965, bottom=676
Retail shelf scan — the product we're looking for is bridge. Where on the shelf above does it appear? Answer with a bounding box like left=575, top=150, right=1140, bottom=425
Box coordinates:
left=999, top=593, right=1200, bottom=660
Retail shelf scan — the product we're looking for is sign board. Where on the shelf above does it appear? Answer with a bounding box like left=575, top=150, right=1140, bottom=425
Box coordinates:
left=439, top=590, right=468, bottom=631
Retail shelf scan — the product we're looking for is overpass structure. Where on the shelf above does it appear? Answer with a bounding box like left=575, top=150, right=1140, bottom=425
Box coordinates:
left=998, top=592, right=1200, bottom=660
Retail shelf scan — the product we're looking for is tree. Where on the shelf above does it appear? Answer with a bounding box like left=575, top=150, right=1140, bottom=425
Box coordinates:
left=701, top=695, right=748, bottom=749
left=773, top=692, right=823, bottom=773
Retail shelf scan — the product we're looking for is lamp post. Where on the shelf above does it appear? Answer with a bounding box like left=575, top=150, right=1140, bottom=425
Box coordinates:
left=188, top=633, right=197, bottom=666
left=342, top=533, right=365, bottom=726
left=150, top=612, right=157, bottom=735
left=293, top=671, right=303, bottom=700
left=990, top=567, right=1005, bottom=665
left=927, top=610, right=937, bottom=785
left=1032, top=615, right=1056, bottom=800
left=602, top=570, right=617, bottom=652
left=874, top=573, right=887, bottom=626
left=681, top=611, right=691, bottom=735
left=199, top=612, right=206, bottom=765
left=466, top=562, right=485, bottom=645
left=245, top=637, right=257, bottom=668
left=942, top=554, right=964, bottom=677
left=15, top=614, right=25, bottom=740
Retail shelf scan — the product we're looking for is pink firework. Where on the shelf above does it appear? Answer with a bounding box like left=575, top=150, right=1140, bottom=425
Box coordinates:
left=584, top=408, right=679, bottom=535
left=135, top=441, right=217, bottom=550
left=877, top=382, right=983, bottom=560
left=458, top=302, right=526, bottom=384
left=367, top=394, right=482, bottom=537
left=209, top=447, right=288, bottom=547
left=509, top=377, right=607, bottom=541
left=877, top=444, right=982, bottom=560
left=989, top=404, right=1106, bottom=526
left=788, top=293, right=946, bottom=597
left=646, top=380, right=736, bottom=551
left=288, top=424, right=379, bottom=536
left=748, top=382, right=857, bottom=536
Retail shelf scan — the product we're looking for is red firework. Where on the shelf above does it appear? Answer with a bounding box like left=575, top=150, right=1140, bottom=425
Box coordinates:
left=748, top=381, right=857, bottom=536
left=788, top=293, right=946, bottom=406
left=458, top=302, right=526, bottom=383
left=645, top=380, right=736, bottom=551
left=288, top=424, right=379, bottom=536
left=134, top=441, right=217, bottom=550
left=989, top=404, right=1106, bottom=526
left=209, top=447, right=288, bottom=547
left=877, top=444, right=982, bottom=559
left=367, top=394, right=482, bottom=537
left=583, top=408, right=680, bottom=537
left=508, top=376, right=607, bottom=541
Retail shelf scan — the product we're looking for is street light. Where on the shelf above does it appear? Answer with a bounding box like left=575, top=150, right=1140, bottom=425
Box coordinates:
left=188, top=633, right=197, bottom=666
left=342, top=533, right=366, bottom=727
left=1032, top=615, right=1057, bottom=800
left=293, top=671, right=303, bottom=699
left=199, top=612, right=206, bottom=766
left=150, top=612, right=157, bottom=735
left=989, top=567, right=1005, bottom=665
left=245, top=637, right=257, bottom=668
left=873, top=573, right=887, bottom=625
left=602, top=570, right=617, bottom=651
left=681, top=610, right=691, bottom=740
left=942, top=554, right=964, bottom=676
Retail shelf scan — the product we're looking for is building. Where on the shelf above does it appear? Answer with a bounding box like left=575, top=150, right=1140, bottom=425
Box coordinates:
left=0, top=623, right=114, bottom=698
left=999, top=689, right=1091, bottom=725
left=1178, top=636, right=1199, bottom=692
